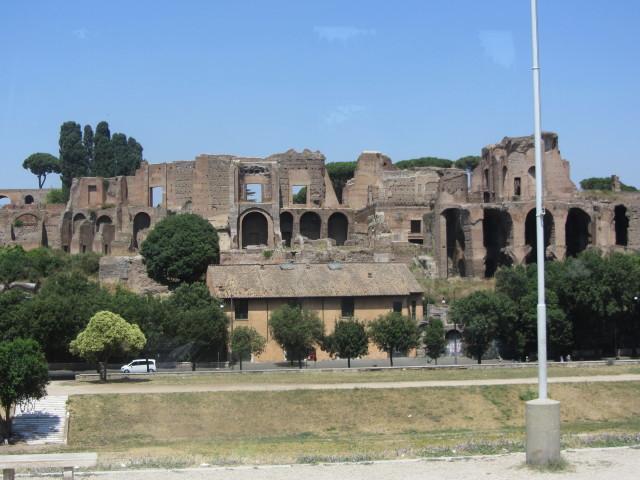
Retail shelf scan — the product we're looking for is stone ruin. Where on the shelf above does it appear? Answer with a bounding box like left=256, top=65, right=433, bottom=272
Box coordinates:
left=1, top=132, right=638, bottom=280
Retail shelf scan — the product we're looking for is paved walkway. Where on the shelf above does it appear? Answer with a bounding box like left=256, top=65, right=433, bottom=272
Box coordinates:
left=47, top=374, right=640, bottom=396
left=19, top=447, right=640, bottom=479
left=12, top=396, right=67, bottom=445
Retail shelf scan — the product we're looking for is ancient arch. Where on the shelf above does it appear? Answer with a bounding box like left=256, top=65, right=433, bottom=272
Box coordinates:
left=524, top=209, right=555, bottom=264
left=132, top=212, right=151, bottom=249
left=280, top=212, right=293, bottom=247
left=0, top=195, right=10, bottom=208
left=327, top=212, right=349, bottom=246
left=614, top=205, right=629, bottom=247
left=483, top=208, right=513, bottom=277
left=96, top=215, right=113, bottom=232
left=73, top=213, right=86, bottom=233
left=445, top=329, right=462, bottom=356
left=565, top=208, right=591, bottom=257
left=24, top=195, right=34, bottom=205
left=300, top=211, right=321, bottom=240
left=240, top=210, right=270, bottom=248
left=442, top=208, right=468, bottom=277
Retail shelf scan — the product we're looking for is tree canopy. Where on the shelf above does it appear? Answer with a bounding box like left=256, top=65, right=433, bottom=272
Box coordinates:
left=70, top=311, right=146, bottom=381
left=324, top=318, right=369, bottom=368
left=580, top=176, right=637, bottom=192
left=230, top=326, right=266, bottom=370
left=140, top=214, right=220, bottom=287
left=423, top=318, right=446, bottom=364
left=22, top=153, right=60, bottom=189
left=269, top=305, right=324, bottom=368
left=325, top=161, right=357, bottom=203
left=0, top=338, right=49, bottom=441
left=368, top=312, right=420, bottom=366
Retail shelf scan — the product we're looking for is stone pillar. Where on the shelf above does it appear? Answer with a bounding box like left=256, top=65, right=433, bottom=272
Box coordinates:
left=526, top=398, right=561, bottom=465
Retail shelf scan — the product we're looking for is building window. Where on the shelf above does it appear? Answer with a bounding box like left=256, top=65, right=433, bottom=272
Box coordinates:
left=244, top=184, right=263, bottom=203
left=411, top=300, right=417, bottom=320
left=514, top=177, right=521, bottom=196
left=392, top=301, right=403, bottom=313
left=341, top=298, right=355, bottom=318
left=235, top=299, right=249, bottom=320
left=410, top=220, right=421, bottom=234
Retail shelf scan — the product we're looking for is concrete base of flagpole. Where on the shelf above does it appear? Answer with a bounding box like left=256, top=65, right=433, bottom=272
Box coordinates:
left=525, top=398, right=561, bottom=465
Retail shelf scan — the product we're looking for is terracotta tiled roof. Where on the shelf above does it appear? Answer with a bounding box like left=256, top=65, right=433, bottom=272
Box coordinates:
left=207, top=262, right=423, bottom=299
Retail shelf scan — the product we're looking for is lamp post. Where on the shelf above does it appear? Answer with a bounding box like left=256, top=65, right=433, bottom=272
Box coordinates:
left=525, top=0, right=561, bottom=465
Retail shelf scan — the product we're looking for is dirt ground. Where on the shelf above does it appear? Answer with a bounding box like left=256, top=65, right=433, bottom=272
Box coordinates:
left=19, top=447, right=640, bottom=479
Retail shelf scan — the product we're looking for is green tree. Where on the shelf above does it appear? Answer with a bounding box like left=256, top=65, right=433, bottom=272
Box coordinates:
left=292, top=186, right=307, bottom=204
left=140, top=214, right=220, bottom=287
left=70, top=311, right=146, bottom=381
left=93, top=121, right=113, bottom=177
left=368, top=312, right=420, bottom=366
left=269, top=305, right=324, bottom=368
left=22, top=153, right=60, bottom=189
left=45, top=188, right=66, bottom=204
left=167, top=283, right=228, bottom=368
left=230, top=326, right=266, bottom=370
left=451, top=291, right=515, bottom=363
left=395, top=157, right=453, bottom=169
left=325, top=161, right=357, bottom=203
left=83, top=124, right=94, bottom=170
left=0, top=338, right=49, bottom=441
left=324, top=318, right=369, bottom=367
left=454, top=155, right=481, bottom=173
left=423, top=317, right=446, bottom=364
left=59, top=121, right=89, bottom=197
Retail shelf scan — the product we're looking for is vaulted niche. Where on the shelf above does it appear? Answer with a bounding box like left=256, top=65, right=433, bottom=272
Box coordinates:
left=525, top=209, right=554, bottom=264
left=241, top=211, right=269, bottom=248
left=614, top=205, right=629, bottom=247
left=328, top=212, right=348, bottom=246
left=483, top=208, right=513, bottom=277
left=442, top=208, right=468, bottom=277
left=565, top=208, right=591, bottom=257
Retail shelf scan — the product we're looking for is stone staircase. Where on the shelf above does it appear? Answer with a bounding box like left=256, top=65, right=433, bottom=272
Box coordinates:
left=12, top=395, right=68, bottom=445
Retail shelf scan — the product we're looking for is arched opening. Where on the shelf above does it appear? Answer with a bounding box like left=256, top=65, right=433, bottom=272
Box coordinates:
left=565, top=208, right=592, bottom=257
left=96, top=215, right=113, bottom=232
left=614, top=205, right=629, bottom=247
left=524, top=209, right=555, bottom=264
left=72, top=213, right=86, bottom=233
left=280, top=212, right=293, bottom=247
left=0, top=195, right=10, bottom=208
left=327, top=212, right=348, bottom=246
left=24, top=195, right=34, bottom=205
left=183, top=200, right=192, bottom=213
left=442, top=208, right=468, bottom=277
left=445, top=330, right=462, bottom=356
left=300, top=212, right=321, bottom=240
left=483, top=208, right=513, bottom=277
left=132, top=212, right=151, bottom=249
left=241, top=211, right=269, bottom=248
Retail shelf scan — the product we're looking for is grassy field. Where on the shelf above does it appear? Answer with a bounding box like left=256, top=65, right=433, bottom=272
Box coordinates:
left=57, top=381, right=640, bottom=468
left=68, top=363, right=640, bottom=387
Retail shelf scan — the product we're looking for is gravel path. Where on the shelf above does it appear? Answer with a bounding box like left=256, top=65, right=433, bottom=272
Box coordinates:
left=47, top=374, right=640, bottom=396
left=21, top=447, right=640, bottom=479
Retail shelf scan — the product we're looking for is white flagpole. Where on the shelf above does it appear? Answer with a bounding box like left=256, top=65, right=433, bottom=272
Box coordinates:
left=530, top=0, right=548, bottom=400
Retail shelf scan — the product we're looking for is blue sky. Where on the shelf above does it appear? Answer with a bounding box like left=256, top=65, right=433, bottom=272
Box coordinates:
left=1, top=0, right=639, bottom=189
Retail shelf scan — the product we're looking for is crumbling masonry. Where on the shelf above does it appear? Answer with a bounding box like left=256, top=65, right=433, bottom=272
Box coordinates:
left=1, top=132, right=639, bottom=278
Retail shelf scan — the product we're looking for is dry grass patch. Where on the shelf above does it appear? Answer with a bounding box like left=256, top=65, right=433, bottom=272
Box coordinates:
left=62, top=382, right=640, bottom=466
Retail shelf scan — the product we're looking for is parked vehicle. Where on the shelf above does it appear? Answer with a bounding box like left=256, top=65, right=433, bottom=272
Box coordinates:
left=120, top=359, right=156, bottom=374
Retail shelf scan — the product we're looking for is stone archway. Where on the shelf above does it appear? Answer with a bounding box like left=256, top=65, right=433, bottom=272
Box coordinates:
left=132, top=212, right=151, bottom=249
left=241, top=211, right=270, bottom=248
left=24, top=195, right=34, bottom=205
left=614, top=205, right=629, bottom=247
left=300, top=212, right=321, bottom=240
left=483, top=208, right=513, bottom=277
left=565, top=208, right=591, bottom=257
left=0, top=195, right=10, bottom=208
left=280, top=212, right=293, bottom=247
left=524, top=209, right=555, bottom=264
left=327, top=212, right=348, bottom=246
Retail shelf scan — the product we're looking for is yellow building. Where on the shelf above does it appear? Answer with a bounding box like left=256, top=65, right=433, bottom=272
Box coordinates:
left=207, top=262, right=424, bottom=362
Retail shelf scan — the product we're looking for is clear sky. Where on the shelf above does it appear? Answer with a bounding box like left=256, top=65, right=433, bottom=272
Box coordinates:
left=1, top=0, right=639, bottom=190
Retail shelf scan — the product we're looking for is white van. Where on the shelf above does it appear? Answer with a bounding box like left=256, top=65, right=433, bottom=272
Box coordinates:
left=120, top=359, right=156, bottom=374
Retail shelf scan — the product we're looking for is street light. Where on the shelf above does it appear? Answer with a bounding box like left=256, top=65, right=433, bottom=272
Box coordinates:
left=525, top=0, right=561, bottom=466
